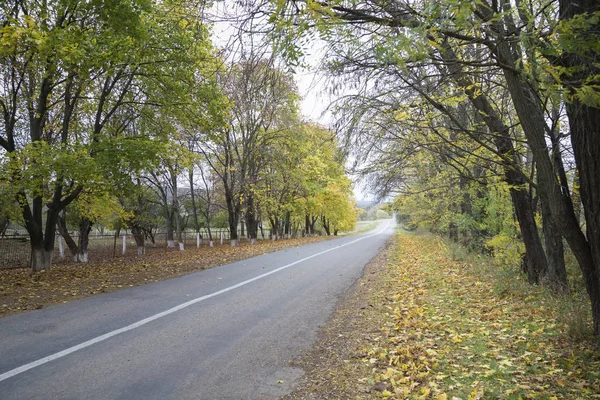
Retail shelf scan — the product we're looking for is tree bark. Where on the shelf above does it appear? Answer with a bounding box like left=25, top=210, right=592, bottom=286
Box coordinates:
left=189, top=169, right=200, bottom=234
left=245, top=194, right=259, bottom=240
left=539, top=192, right=568, bottom=292
left=57, top=213, right=79, bottom=258
left=131, top=225, right=145, bottom=256
left=171, top=171, right=183, bottom=250
left=321, top=215, right=331, bottom=236
left=567, top=102, right=600, bottom=334
left=24, top=187, right=70, bottom=271
left=76, top=217, right=92, bottom=262
left=284, top=211, right=291, bottom=237
left=556, top=0, right=600, bottom=335
left=165, top=210, right=175, bottom=248
left=485, top=21, right=599, bottom=332
left=31, top=246, right=54, bottom=273
left=310, top=216, right=318, bottom=235
left=305, top=214, right=311, bottom=235
left=226, top=190, right=240, bottom=243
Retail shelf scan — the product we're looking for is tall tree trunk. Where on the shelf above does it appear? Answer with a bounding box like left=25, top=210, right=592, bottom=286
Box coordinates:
left=310, top=216, right=318, bottom=235
left=189, top=169, right=200, bottom=233
left=484, top=18, right=599, bottom=333
left=225, top=192, right=239, bottom=244
left=28, top=212, right=58, bottom=272
left=439, top=39, right=548, bottom=284
left=567, top=102, right=600, bottom=334
left=131, top=225, right=145, bottom=256
left=245, top=194, right=258, bottom=240
left=557, top=0, right=600, bottom=335
left=321, top=215, right=331, bottom=236
left=56, top=214, right=93, bottom=262
left=171, top=171, right=183, bottom=250
left=76, top=217, right=92, bottom=262
left=24, top=188, right=67, bottom=272
left=165, top=210, right=175, bottom=248
left=31, top=242, right=54, bottom=272
left=270, top=215, right=280, bottom=239
left=285, top=211, right=291, bottom=238
left=278, top=217, right=285, bottom=238
left=56, top=213, right=79, bottom=258
left=539, top=190, right=568, bottom=292
left=112, top=225, right=121, bottom=259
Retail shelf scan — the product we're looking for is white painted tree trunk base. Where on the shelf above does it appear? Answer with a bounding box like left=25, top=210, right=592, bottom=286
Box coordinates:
left=230, top=239, right=237, bottom=247
left=31, top=249, right=53, bottom=272
left=137, top=246, right=145, bottom=256
left=178, top=242, right=184, bottom=251
left=209, top=241, right=214, bottom=247
left=167, top=240, right=175, bottom=248
left=58, top=236, right=65, bottom=259
left=74, top=252, right=89, bottom=262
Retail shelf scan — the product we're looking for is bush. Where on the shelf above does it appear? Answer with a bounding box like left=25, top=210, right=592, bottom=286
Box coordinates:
left=376, top=209, right=390, bottom=219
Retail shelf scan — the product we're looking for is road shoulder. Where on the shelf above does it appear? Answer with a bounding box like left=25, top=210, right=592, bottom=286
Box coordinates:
left=283, top=234, right=396, bottom=399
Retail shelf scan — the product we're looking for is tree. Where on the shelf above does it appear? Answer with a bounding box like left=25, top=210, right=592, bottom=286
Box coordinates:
left=0, top=0, right=222, bottom=270
left=276, top=1, right=600, bottom=334
left=552, top=0, right=600, bottom=333
left=268, top=0, right=593, bottom=314
left=202, top=54, right=300, bottom=245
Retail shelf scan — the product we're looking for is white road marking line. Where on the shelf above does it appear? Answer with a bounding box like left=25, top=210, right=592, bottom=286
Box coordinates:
left=0, top=220, right=392, bottom=382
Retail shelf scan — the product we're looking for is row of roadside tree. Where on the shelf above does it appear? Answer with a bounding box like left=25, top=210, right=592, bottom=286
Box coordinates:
left=0, top=1, right=358, bottom=271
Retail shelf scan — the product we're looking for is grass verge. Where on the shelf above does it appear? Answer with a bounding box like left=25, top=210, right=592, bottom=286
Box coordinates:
left=286, top=232, right=600, bottom=399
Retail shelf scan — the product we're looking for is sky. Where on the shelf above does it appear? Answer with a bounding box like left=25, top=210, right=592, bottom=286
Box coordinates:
left=209, top=3, right=332, bottom=124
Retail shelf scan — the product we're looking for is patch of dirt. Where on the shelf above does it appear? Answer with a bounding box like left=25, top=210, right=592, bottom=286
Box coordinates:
left=0, top=236, right=333, bottom=318
left=283, top=237, right=397, bottom=399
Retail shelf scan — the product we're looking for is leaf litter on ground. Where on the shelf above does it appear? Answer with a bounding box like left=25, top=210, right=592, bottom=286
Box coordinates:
left=285, top=232, right=600, bottom=399
left=0, top=236, right=332, bottom=318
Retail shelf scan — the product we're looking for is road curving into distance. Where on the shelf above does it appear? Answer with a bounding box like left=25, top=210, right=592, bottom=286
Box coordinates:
left=0, top=219, right=396, bottom=400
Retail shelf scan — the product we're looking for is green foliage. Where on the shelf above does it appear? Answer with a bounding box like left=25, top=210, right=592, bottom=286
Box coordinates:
left=375, top=209, right=390, bottom=220
left=0, top=0, right=225, bottom=250
left=211, top=211, right=230, bottom=229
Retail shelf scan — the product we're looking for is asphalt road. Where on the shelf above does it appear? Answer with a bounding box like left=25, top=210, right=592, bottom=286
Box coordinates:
left=0, top=220, right=395, bottom=400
